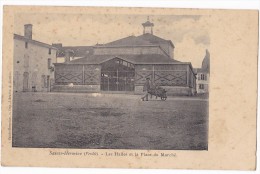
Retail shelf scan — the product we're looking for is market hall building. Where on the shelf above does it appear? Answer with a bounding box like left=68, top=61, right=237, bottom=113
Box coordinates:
left=53, top=19, right=197, bottom=95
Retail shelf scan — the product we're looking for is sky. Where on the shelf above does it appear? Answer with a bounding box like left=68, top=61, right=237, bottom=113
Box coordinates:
left=14, top=13, right=210, bottom=68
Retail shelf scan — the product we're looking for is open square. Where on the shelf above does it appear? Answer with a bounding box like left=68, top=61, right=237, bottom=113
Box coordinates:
left=12, top=92, right=208, bottom=150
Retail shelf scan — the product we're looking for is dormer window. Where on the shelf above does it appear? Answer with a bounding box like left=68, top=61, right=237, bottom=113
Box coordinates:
left=48, top=48, right=51, bottom=55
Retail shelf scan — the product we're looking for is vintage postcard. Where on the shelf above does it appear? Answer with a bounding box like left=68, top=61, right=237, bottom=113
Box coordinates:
left=1, top=6, right=258, bottom=170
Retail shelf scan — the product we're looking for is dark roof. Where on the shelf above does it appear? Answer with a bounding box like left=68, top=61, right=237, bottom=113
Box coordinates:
left=55, top=46, right=94, bottom=57
left=104, top=36, right=152, bottom=46
left=14, top=34, right=57, bottom=50
left=52, top=45, right=94, bottom=57
left=138, top=33, right=174, bottom=47
left=60, top=54, right=182, bottom=65
left=194, top=68, right=204, bottom=73
left=103, top=33, right=174, bottom=48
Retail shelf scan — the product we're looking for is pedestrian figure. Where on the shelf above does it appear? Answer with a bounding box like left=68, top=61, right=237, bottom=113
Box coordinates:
left=141, top=78, right=151, bottom=101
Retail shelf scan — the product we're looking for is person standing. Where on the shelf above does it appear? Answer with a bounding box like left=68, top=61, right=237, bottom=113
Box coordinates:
left=141, top=78, right=151, bottom=101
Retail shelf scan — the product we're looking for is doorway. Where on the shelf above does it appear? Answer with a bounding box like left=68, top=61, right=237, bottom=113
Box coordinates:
left=101, top=58, right=135, bottom=91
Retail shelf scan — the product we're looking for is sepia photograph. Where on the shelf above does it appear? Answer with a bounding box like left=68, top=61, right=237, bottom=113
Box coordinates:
left=12, top=13, right=209, bottom=150
left=1, top=5, right=257, bottom=170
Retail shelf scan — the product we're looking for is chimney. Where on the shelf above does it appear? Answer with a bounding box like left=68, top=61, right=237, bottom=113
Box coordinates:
left=24, top=24, right=33, bottom=39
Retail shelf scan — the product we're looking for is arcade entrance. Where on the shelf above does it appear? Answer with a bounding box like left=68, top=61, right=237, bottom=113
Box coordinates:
left=101, top=58, right=135, bottom=91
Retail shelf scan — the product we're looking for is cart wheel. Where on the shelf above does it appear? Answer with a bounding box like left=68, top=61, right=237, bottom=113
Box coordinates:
left=161, top=97, right=167, bottom=101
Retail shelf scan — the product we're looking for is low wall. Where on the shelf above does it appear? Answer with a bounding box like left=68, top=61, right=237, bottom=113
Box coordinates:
left=52, top=84, right=195, bottom=95
left=52, top=85, right=100, bottom=93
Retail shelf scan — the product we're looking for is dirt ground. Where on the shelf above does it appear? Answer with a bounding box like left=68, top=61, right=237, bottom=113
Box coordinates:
left=12, top=92, right=208, bottom=150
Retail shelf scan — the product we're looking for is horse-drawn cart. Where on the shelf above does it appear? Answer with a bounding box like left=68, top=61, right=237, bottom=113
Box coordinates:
left=148, top=86, right=167, bottom=101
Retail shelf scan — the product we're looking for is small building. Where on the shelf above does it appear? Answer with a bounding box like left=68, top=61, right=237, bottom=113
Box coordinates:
left=13, top=24, right=57, bottom=92
left=53, top=18, right=197, bottom=95
left=52, top=43, right=94, bottom=63
left=195, top=50, right=210, bottom=94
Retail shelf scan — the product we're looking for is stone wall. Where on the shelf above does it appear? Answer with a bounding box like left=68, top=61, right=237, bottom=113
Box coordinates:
left=94, top=46, right=168, bottom=57
left=13, top=38, right=57, bottom=92
left=52, top=85, right=100, bottom=93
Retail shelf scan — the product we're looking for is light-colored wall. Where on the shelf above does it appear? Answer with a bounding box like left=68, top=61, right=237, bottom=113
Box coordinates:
left=94, top=46, right=168, bottom=57
left=196, top=72, right=209, bottom=93
left=13, top=39, right=57, bottom=92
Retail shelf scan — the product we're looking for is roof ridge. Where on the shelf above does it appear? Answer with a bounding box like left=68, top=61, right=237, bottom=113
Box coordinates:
left=137, top=33, right=167, bottom=41
left=14, top=33, right=57, bottom=49
left=105, top=35, right=137, bottom=45
left=136, top=33, right=174, bottom=48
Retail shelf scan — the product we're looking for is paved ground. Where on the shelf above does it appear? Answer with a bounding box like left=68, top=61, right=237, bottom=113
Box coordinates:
left=12, top=92, right=208, bottom=150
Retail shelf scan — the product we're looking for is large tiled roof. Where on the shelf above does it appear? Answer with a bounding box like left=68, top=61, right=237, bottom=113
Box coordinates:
left=54, top=33, right=174, bottom=58
left=60, top=54, right=182, bottom=65
left=104, top=36, right=152, bottom=46
left=137, top=33, right=174, bottom=47
left=103, top=33, right=174, bottom=48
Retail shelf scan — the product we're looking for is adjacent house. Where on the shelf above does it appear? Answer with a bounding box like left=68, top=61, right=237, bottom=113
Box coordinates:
left=195, top=50, right=210, bottom=94
left=13, top=24, right=57, bottom=92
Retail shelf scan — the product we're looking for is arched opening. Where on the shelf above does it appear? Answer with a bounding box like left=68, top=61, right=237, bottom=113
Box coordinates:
left=101, top=58, right=135, bottom=91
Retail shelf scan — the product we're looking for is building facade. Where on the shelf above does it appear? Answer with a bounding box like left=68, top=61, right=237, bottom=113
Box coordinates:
left=13, top=24, right=57, bottom=92
left=52, top=19, right=197, bottom=95
left=195, top=50, right=210, bottom=94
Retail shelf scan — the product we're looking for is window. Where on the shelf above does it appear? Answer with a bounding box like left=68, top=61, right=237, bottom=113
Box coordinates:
left=48, top=48, right=51, bottom=55
left=48, top=58, right=51, bottom=69
left=25, top=42, right=28, bottom=49
left=201, top=74, right=204, bottom=80
left=199, top=84, right=204, bottom=89
left=200, top=74, right=208, bottom=81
